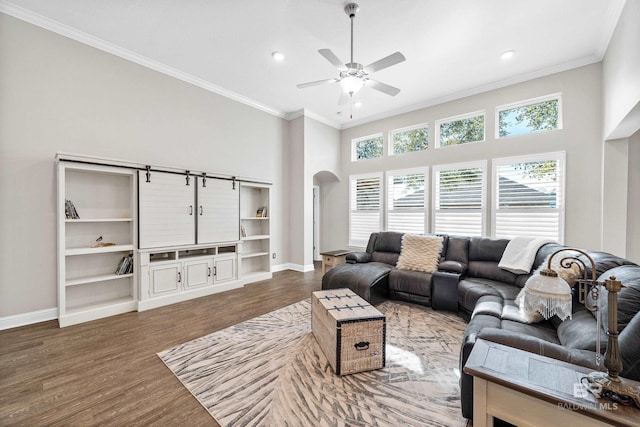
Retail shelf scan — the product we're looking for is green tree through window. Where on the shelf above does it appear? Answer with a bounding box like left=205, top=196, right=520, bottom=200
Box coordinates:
left=355, top=136, right=383, bottom=160
left=392, top=127, right=428, bottom=154
left=439, top=115, right=484, bottom=147
left=499, top=99, right=559, bottom=137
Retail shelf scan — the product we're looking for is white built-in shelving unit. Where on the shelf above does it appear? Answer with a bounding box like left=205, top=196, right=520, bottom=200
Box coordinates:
left=57, top=160, right=137, bottom=327
left=239, top=183, right=272, bottom=282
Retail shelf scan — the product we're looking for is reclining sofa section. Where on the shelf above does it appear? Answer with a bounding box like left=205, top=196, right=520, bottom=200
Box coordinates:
left=321, top=231, right=640, bottom=419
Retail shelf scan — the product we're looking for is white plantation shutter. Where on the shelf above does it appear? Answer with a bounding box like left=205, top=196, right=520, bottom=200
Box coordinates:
left=433, top=162, right=485, bottom=236
left=349, top=173, right=382, bottom=246
left=493, top=152, right=564, bottom=242
left=386, top=169, right=427, bottom=234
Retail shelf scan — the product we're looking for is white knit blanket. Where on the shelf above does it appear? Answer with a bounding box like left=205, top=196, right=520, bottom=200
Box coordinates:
left=498, top=237, right=555, bottom=274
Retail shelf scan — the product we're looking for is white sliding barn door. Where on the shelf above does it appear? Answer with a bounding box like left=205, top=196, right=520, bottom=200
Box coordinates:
left=197, top=177, right=239, bottom=244
left=138, top=171, right=195, bottom=248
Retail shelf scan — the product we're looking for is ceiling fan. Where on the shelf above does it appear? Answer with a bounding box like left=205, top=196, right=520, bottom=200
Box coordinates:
left=297, top=3, right=406, bottom=105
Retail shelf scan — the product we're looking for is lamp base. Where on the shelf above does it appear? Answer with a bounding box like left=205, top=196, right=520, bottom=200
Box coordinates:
left=586, top=371, right=640, bottom=409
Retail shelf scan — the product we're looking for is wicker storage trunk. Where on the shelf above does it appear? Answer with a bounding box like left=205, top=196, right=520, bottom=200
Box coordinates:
left=311, top=288, right=386, bottom=375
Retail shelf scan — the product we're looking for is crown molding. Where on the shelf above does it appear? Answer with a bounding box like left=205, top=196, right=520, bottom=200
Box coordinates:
left=341, top=55, right=602, bottom=130
left=286, top=109, right=341, bottom=129
left=0, top=1, right=288, bottom=119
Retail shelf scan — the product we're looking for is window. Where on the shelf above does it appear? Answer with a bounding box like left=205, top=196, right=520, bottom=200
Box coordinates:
left=492, top=152, right=565, bottom=242
left=386, top=168, right=428, bottom=234
left=352, top=134, right=383, bottom=161
left=349, top=173, right=383, bottom=246
left=496, top=93, right=562, bottom=138
left=390, top=124, right=428, bottom=155
left=432, top=162, right=486, bottom=236
left=436, top=111, right=485, bottom=147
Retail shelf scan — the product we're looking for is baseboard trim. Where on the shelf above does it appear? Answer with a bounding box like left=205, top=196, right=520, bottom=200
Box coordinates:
left=272, top=263, right=316, bottom=273
left=0, top=307, right=58, bottom=331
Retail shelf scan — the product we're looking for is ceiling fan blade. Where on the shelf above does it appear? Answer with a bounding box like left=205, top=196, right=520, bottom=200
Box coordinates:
left=296, top=78, right=338, bottom=89
left=364, top=52, right=406, bottom=74
left=338, top=91, right=350, bottom=105
left=318, top=49, right=345, bottom=69
left=367, top=79, right=401, bottom=96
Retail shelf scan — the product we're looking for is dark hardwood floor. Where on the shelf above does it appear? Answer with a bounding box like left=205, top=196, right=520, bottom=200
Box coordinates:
left=0, top=266, right=323, bottom=426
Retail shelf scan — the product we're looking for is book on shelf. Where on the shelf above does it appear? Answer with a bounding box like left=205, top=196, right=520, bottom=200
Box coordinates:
left=65, top=199, right=80, bottom=219
left=115, top=255, right=133, bottom=275
left=256, top=206, right=267, bottom=218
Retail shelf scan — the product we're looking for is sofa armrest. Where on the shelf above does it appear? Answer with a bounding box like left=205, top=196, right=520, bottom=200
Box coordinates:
left=477, top=328, right=603, bottom=371
left=346, top=252, right=371, bottom=264
left=438, top=260, right=467, bottom=276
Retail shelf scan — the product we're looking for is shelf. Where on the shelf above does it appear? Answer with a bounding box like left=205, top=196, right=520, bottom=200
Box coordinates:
left=241, top=217, right=269, bottom=220
left=66, top=244, right=134, bottom=256
left=66, top=273, right=133, bottom=287
left=241, top=251, right=269, bottom=259
left=65, top=296, right=136, bottom=315
left=241, top=235, right=270, bottom=241
left=66, top=218, right=133, bottom=223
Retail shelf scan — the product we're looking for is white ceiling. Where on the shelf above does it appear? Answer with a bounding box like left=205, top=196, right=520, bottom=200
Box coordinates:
left=1, top=0, right=626, bottom=128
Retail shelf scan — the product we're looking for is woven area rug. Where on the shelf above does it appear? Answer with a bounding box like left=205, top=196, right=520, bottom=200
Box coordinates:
left=158, top=299, right=468, bottom=427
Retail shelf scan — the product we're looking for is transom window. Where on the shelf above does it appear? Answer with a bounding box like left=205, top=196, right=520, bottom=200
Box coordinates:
left=496, top=93, right=562, bottom=138
left=389, top=124, right=428, bottom=155
left=352, top=134, right=383, bottom=161
left=436, top=111, right=485, bottom=147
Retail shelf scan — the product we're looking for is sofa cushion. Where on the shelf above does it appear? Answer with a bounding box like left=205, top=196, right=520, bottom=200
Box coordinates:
left=396, top=234, right=443, bottom=273
left=590, top=265, right=640, bottom=334
left=371, top=252, right=400, bottom=266
left=556, top=309, right=607, bottom=351
left=467, top=261, right=518, bottom=285
left=445, top=236, right=470, bottom=265
left=458, top=278, right=521, bottom=313
left=389, top=269, right=433, bottom=297
left=373, top=231, right=404, bottom=253
left=468, top=237, right=509, bottom=262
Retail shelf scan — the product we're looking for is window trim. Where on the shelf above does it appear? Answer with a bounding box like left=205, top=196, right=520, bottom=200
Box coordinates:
left=385, top=167, right=429, bottom=234
left=495, top=93, right=563, bottom=140
left=431, top=160, right=487, bottom=236
left=491, top=151, right=566, bottom=242
left=388, top=123, right=429, bottom=156
left=349, top=172, right=383, bottom=247
left=351, top=133, right=384, bottom=162
left=435, top=110, right=485, bottom=148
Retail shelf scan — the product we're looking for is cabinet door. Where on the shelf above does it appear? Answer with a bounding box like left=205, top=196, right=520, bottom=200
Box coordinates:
left=139, top=171, right=195, bottom=248
left=198, top=178, right=239, bottom=244
left=184, top=258, right=214, bottom=289
left=149, top=262, right=182, bottom=296
left=214, top=257, right=236, bottom=284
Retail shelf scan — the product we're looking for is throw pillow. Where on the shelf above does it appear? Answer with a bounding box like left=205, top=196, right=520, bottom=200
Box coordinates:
left=396, top=234, right=443, bottom=274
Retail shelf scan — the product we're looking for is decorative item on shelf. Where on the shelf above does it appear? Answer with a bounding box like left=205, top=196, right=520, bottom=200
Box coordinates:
left=240, top=225, right=247, bottom=238
left=91, top=235, right=116, bottom=248
left=65, top=199, right=80, bottom=219
left=256, top=206, right=267, bottom=218
left=525, top=248, right=640, bottom=408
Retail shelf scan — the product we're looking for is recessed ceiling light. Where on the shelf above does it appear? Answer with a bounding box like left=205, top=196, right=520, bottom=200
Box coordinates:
left=271, top=51, right=285, bottom=61
left=500, top=50, right=515, bottom=60
left=354, top=101, right=363, bottom=108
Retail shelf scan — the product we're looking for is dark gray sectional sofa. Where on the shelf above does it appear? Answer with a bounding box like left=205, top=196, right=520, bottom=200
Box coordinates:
left=321, top=231, right=640, bottom=419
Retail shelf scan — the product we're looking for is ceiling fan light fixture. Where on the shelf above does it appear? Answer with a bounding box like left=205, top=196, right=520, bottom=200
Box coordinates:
left=340, top=75, right=364, bottom=94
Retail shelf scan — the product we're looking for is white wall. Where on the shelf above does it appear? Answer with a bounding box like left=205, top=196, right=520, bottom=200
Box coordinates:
left=287, top=116, right=305, bottom=268
left=324, top=64, right=604, bottom=251
left=0, top=14, right=289, bottom=318
left=627, top=130, right=640, bottom=264
left=603, top=0, right=640, bottom=139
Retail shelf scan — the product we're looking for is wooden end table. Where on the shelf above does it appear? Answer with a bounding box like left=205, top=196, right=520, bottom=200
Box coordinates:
left=464, top=339, right=640, bottom=427
left=320, top=249, right=350, bottom=275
